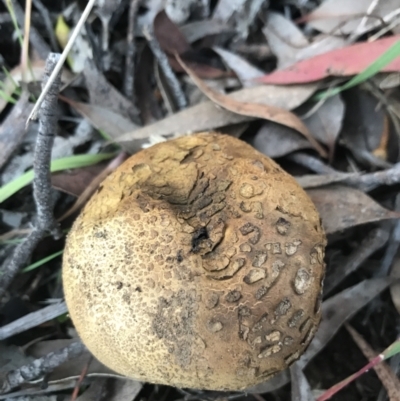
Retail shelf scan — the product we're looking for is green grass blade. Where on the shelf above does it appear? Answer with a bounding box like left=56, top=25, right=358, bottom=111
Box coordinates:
left=315, top=39, right=400, bottom=100
left=0, top=152, right=115, bottom=204
left=383, top=338, right=400, bottom=360
left=22, top=249, right=63, bottom=273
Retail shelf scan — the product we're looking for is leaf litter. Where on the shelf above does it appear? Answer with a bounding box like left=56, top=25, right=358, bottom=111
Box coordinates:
left=1, top=1, right=400, bottom=400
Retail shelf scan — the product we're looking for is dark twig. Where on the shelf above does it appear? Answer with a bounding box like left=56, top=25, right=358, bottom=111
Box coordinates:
left=123, top=0, right=141, bottom=101
left=0, top=341, right=87, bottom=394
left=0, top=53, right=62, bottom=303
left=32, top=0, right=60, bottom=52
left=33, top=53, right=62, bottom=237
left=143, top=25, right=187, bottom=110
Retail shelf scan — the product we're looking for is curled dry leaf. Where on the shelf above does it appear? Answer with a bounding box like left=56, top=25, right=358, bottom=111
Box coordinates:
left=306, top=185, right=400, bottom=234
left=115, top=82, right=319, bottom=151
left=302, top=94, right=345, bottom=161
left=247, top=278, right=391, bottom=393
left=176, top=54, right=327, bottom=157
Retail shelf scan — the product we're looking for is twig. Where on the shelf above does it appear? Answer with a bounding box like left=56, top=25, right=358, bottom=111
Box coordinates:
left=123, top=0, right=141, bottom=101
left=288, top=152, right=336, bottom=175
left=21, top=0, right=32, bottom=82
left=143, top=25, right=187, bottom=110
left=27, top=0, right=97, bottom=123
left=0, top=341, right=87, bottom=394
left=33, top=53, right=62, bottom=237
left=0, top=53, right=62, bottom=304
left=0, top=301, right=68, bottom=341
left=70, top=357, right=92, bottom=401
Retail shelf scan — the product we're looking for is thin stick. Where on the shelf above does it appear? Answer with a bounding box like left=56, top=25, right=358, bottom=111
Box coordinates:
left=27, top=0, right=97, bottom=124
left=143, top=25, right=187, bottom=110
left=21, top=0, right=32, bottom=82
left=123, top=0, right=141, bottom=100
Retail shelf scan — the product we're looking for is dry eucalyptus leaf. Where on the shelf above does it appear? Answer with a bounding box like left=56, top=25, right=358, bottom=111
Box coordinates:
left=60, top=96, right=139, bottom=141
left=263, top=12, right=308, bottom=69
left=177, top=55, right=327, bottom=157
left=0, top=92, right=33, bottom=169
left=305, top=0, right=400, bottom=36
left=306, top=185, right=400, bottom=234
left=83, top=59, right=139, bottom=123
left=263, top=12, right=346, bottom=69
left=116, top=83, right=318, bottom=150
left=252, top=122, right=311, bottom=158
left=213, top=46, right=265, bottom=86
left=290, top=364, right=314, bottom=401
left=340, top=89, right=390, bottom=169
left=303, top=94, right=345, bottom=160
left=390, top=258, right=400, bottom=315
left=180, top=19, right=233, bottom=43
left=296, top=172, right=357, bottom=189
left=247, top=278, right=391, bottom=393
left=212, top=0, right=264, bottom=38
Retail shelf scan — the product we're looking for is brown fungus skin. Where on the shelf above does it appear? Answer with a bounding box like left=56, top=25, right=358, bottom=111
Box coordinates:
left=63, top=132, right=326, bottom=391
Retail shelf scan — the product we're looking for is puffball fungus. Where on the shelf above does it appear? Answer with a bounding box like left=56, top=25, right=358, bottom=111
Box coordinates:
left=63, top=132, right=326, bottom=390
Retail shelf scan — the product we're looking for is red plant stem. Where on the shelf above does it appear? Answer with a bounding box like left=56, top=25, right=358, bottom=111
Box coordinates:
left=317, top=354, right=384, bottom=401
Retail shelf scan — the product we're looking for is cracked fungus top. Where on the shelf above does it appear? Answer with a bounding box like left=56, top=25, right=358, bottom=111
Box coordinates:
left=63, top=132, right=326, bottom=391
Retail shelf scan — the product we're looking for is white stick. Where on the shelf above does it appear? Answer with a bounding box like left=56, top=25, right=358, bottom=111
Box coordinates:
left=26, top=0, right=97, bottom=126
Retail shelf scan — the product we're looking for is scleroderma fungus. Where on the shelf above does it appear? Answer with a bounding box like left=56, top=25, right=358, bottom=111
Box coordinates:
left=63, top=132, right=326, bottom=390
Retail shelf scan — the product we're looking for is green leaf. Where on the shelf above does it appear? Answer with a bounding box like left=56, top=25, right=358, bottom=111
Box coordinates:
left=22, top=249, right=64, bottom=273
left=0, top=152, right=115, bottom=204
left=315, top=39, right=400, bottom=100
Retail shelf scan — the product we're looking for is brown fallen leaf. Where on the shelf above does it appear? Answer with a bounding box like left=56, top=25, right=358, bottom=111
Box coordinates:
left=307, top=185, right=400, bottom=234
left=0, top=92, right=33, bottom=170
left=346, top=324, right=400, bottom=401
left=52, top=164, right=107, bottom=197
left=115, top=82, right=318, bottom=149
left=57, top=152, right=128, bottom=222
left=154, top=10, right=227, bottom=79
left=176, top=53, right=327, bottom=157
